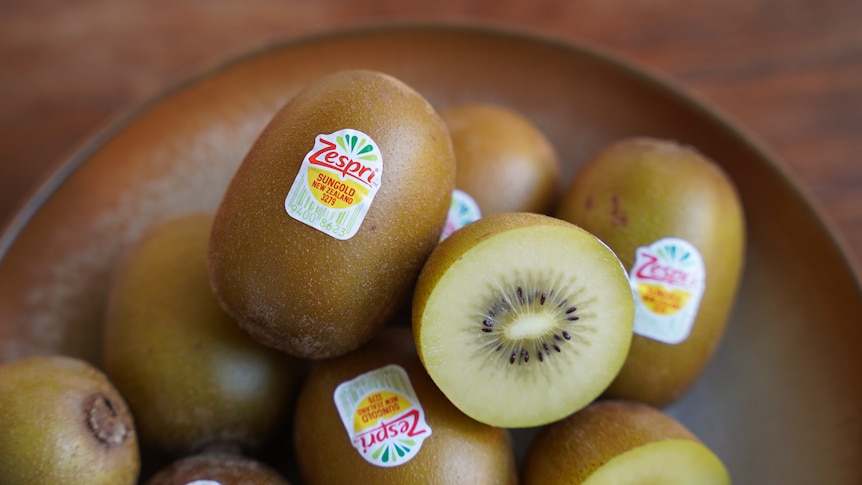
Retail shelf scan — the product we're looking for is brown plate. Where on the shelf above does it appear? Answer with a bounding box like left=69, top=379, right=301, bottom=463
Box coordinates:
left=1, top=22, right=860, bottom=482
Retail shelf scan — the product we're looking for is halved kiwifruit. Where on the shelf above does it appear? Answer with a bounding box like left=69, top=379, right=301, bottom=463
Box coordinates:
left=412, top=212, right=634, bottom=428
left=521, top=400, right=730, bottom=484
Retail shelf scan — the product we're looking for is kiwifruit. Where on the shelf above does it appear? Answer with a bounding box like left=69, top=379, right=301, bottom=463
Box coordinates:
left=555, top=137, right=745, bottom=407
left=208, top=69, right=455, bottom=359
left=102, top=213, right=304, bottom=459
left=521, top=399, right=730, bottom=484
left=292, top=326, right=517, bottom=485
left=412, top=212, right=634, bottom=428
left=0, top=355, right=139, bottom=484
left=439, top=102, right=561, bottom=216
left=145, top=451, right=290, bottom=485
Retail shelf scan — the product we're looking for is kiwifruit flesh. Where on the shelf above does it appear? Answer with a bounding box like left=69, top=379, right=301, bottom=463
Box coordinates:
left=145, top=451, right=290, bottom=485
left=521, top=400, right=730, bottom=484
left=412, top=212, right=634, bottom=428
left=440, top=102, right=561, bottom=216
left=0, top=355, right=140, bottom=484
left=292, top=326, right=517, bottom=485
left=555, top=136, right=745, bottom=407
left=102, top=213, right=304, bottom=458
left=208, top=69, right=456, bottom=359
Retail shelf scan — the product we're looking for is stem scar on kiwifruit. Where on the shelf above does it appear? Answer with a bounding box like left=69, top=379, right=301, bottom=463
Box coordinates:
left=84, top=392, right=131, bottom=447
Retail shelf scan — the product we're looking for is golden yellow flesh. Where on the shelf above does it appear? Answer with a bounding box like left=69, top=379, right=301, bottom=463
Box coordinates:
left=582, top=439, right=731, bottom=485
left=418, top=222, right=634, bottom=428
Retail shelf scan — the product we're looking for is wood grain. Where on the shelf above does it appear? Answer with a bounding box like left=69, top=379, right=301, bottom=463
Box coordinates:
left=2, top=0, right=861, bottom=268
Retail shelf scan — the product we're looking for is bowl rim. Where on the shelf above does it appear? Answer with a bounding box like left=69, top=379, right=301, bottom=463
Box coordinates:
left=1, top=20, right=859, bottom=295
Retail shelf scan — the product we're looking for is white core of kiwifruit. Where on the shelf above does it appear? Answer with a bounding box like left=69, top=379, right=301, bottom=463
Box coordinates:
left=506, top=313, right=557, bottom=340
left=418, top=224, right=634, bottom=428
left=580, top=439, right=731, bottom=485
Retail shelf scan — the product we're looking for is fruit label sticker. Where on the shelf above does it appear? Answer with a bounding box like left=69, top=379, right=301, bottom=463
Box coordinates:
left=333, top=364, right=432, bottom=467
left=440, top=189, right=482, bottom=241
left=284, top=128, right=383, bottom=240
left=628, top=237, right=706, bottom=345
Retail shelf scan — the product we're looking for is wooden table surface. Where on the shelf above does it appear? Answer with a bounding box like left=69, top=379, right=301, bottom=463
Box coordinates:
left=2, top=0, right=861, bottom=269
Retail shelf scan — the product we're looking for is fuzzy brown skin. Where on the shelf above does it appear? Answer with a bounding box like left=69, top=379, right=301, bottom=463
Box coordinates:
left=0, top=355, right=140, bottom=484
left=521, top=400, right=701, bottom=484
left=292, top=327, right=517, bottom=485
left=440, top=102, right=561, bottom=215
left=102, top=213, right=304, bottom=458
left=145, top=451, right=290, bottom=485
left=555, top=137, right=746, bottom=407
left=208, top=69, right=455, bottom=359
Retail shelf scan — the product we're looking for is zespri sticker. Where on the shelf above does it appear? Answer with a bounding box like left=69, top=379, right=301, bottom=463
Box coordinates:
left=440, top=189, right=482, bottom=241
left=333, top=364, right=432, bottom=467
left=629, top=237, right=706, bottom=345
left=285, top=128, right=382, bottom=240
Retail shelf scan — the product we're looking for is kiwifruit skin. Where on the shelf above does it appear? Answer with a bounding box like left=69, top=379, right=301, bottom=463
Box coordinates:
left=144, top=451, right=290, bottom=485
left=521, top=400, right=704, bottom=484
left=292, top=327, right=517, bottom=485
left=555, top=137, right=745, bottom=407
left=102, top=213, right=304, bottom=458
left=0, top=355, right=140, bottom=484
left=440, top=102, right=560, bottom=215
left=208, top=69, right=455, bottom=359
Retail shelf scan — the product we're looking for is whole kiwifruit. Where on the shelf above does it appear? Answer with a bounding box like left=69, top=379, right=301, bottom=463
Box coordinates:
left=555, top=136, right=745, bottom=407
left=412, top=212, right=634, bottom=428
left=0, top=355, right=139, bottom=484
left=208, top=69, right=455, bottom=359
left=440, top=102, right=561, bottom=216
left=102, top=213, right=304, bottom=459
left=521, top=400, right=730, bottom=484
left=145, top=451, right=290, bottom=485
left=292, top=326, right=517, bottom=485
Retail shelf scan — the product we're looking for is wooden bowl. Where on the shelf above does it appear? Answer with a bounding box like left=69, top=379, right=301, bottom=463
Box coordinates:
left=1, top=23, right=860, bottom=482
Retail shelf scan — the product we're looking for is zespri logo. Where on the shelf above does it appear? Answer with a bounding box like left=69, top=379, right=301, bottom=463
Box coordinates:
left=285, top=129, right=383, bottom=240
left=333, top=365, right=432, bottom=467
left=308, top=131, right=381, bottom=189
left=629, top=237, right=706, bottom=344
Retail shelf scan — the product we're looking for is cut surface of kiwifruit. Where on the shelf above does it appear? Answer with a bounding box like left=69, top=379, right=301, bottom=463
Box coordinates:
left=413, top=212, right=634, bottom=428
left=580, top=439, right=729, bottom=484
